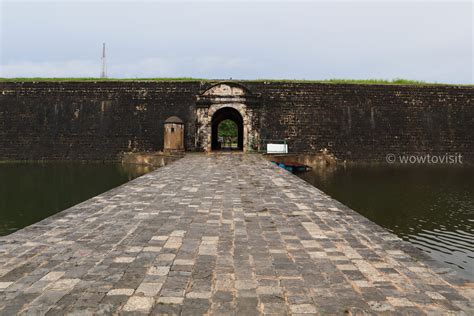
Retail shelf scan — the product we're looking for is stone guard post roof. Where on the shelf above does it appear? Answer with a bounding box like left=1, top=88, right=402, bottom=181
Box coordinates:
left=164, top=116, right=184, bottom=124
left=0, top=154, right=472, bottom=315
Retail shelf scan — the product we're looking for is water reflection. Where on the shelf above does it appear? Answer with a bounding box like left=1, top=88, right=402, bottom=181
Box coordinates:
left=0, top=162, right=150, bottom=236
left=297, top=165, right=474, bottom=279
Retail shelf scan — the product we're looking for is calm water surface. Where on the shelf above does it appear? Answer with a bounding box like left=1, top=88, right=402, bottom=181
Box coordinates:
left=0, top=163, right=150, bottom=236
left=298, top=165, right=474, bottom=279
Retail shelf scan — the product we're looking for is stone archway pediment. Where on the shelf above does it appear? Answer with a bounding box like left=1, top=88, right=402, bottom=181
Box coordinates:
left=196, top=82, right=260, bottom=107
left=202, top=82, right=252, bottom=97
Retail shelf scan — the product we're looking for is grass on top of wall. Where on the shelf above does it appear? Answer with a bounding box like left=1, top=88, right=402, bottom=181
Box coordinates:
left=277, top=78, right=432, bottom=85
left=251, top=78, right=472, bottom=86
left=0, top=77, right=470, bottom=86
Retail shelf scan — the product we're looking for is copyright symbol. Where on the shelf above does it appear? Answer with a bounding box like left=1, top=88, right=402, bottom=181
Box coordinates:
left=386, top=153, right=396, bottom=164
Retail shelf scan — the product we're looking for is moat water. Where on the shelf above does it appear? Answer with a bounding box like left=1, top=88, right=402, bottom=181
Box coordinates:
left=298, top=165, right=474, bottom=279
left=0, top=162, right=150, bottom=236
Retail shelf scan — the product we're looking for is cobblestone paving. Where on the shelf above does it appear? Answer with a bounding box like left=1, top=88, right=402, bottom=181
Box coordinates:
left=0, top=154, right=472, bottom=315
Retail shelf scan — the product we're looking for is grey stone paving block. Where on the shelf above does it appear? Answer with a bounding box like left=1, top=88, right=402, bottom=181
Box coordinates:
left=151, top=302, right=182, bottom=315
left=181, top=298, right=211, bottom=316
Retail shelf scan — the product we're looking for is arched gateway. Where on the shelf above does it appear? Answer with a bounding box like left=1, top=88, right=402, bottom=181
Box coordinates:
left=195, top=82, right=261, bottom=152
left=211, top=107, right=244, bottom=150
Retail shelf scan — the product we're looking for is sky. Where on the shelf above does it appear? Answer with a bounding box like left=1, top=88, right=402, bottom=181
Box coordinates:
left=0, top=0, right=472, bottom=83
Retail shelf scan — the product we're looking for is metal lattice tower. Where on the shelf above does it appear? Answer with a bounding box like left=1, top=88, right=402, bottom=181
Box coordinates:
left=100, top=43, right=107, bottom=78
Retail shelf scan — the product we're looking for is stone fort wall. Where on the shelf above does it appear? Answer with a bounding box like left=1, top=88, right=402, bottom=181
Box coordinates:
left=0, top=82, right=201, bottom=160
left=0, top=81, right=472, bottom=162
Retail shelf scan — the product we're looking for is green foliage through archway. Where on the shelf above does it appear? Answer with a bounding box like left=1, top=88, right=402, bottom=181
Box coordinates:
left=218, top=120, right=238, bottom=148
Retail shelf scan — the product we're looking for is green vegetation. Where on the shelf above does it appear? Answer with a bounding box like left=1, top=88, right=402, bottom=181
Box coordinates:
left=326, top=78, right=429, bottom=85
left=0, top=77, right=470, bottom=86
left=218, top=120, right=238, bottom=138
left=218, top=120, right=238, bottom=148
left=264, top=78, right=431, bottom=85
left=250, top=78, right=471, bottom=86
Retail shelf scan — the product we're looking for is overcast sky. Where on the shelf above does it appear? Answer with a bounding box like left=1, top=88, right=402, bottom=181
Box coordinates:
left=1, top=0, right=472, bottom=83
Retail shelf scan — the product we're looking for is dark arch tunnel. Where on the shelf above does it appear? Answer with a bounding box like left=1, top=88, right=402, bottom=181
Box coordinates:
left=211, top=107, right=244, bottom=151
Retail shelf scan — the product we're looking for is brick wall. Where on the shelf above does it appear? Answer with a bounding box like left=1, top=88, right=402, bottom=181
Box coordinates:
left=0, top=81, right=472, bottom=162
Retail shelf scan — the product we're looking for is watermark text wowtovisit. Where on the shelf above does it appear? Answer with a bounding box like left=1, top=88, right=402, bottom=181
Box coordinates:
left=386, top=153, right=463, bottom=164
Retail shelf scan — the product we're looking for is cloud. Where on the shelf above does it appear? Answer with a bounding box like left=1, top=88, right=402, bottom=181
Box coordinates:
left=5, top=0, right=461, bottom=3
left=0, top=57, right=260, bottom=78
left=1, top=60, right=100, bottom=77
left=2, top=1, right=471, bottom=82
